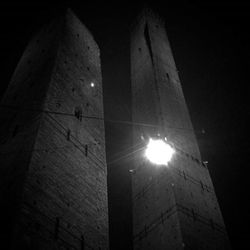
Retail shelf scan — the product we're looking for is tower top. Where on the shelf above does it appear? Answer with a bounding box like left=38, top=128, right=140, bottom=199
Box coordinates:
left=64, top=8, right=98, bottom=48
left=130, top=6, right=165, bottom=34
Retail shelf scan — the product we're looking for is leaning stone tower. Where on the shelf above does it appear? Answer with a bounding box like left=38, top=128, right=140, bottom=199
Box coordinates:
left=130, top=8, right=231, bottom=250
left=0, top=9, right=108, bottom=249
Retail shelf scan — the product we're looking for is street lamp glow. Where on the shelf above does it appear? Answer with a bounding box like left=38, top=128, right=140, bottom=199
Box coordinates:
left=145, top=138, right=175, bottom=166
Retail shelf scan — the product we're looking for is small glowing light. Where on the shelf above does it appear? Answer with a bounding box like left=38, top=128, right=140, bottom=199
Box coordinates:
left=90, top=82, right=95, bottom=87
left=145, top=138, right=175, bottom=166
left=203, top=161, right=208, bottom=165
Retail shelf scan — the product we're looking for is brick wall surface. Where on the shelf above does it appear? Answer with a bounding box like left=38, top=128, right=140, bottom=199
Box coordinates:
left=0, top=9, right=108, bottom=250
left=131, top=9, right=231, bottom=250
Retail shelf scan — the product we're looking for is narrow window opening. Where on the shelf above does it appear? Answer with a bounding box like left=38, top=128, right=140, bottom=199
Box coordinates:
left=74, top=107, right=83, bottom=121
left=66, top=129, right=71, bottom=141
left=54, top=217, right=59, bottom=240
left=12, top=125, right=19, bottom=137
left=144, top=23, right=154, bottom=63
left=166, top=73, right=170, bottom=80
left=138, top=47, right=142, bottom=52
left=81, top=235, right=85, bottom=250
left=85, top=145, right=88, bottom=157
left=183, top=171, right=187, bottom=180
left=191, top=209, right=196, bottom=221
left=200, top=181, right=204, bottom=191
left=160, top=212, right=164, bottom=224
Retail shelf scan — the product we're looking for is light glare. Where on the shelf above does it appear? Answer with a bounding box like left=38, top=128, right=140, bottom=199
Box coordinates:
left=145, top=138, right=175, bottom=166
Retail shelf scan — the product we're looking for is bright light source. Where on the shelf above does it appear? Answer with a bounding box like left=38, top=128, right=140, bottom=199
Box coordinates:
left=145, top=138, right=175, bottom=166
left=90, top=82, right=95, bottom=87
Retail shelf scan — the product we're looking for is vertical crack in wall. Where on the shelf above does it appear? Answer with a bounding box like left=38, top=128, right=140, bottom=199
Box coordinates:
left=144, top=22, right=154, bottom=65
left=144, top=21, right=165, bottom=130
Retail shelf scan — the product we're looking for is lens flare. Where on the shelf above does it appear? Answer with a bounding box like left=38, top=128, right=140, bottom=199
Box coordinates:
left=145, top=138, right=175, bottom=166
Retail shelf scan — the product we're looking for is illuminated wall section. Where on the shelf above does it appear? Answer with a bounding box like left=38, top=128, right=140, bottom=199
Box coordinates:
left=0, top=9, right=109, bottom=249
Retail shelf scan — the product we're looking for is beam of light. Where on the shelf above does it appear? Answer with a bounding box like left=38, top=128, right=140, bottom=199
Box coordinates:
left=145, top=138, right=175, bottom=166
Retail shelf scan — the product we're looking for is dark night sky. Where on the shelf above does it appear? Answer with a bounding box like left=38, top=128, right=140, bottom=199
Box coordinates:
left=0, top=1, right=249, bottom=249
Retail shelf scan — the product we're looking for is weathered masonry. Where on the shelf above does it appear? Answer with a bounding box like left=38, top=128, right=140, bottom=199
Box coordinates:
left=0, top=9, right=109, bottom=249
left=130, top=8, right=231, bottom=250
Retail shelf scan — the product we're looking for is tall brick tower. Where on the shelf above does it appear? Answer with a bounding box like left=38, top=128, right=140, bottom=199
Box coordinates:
left=0, top=9, right=108, bottom=249
left=130, top=9, right=231, bottom=250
